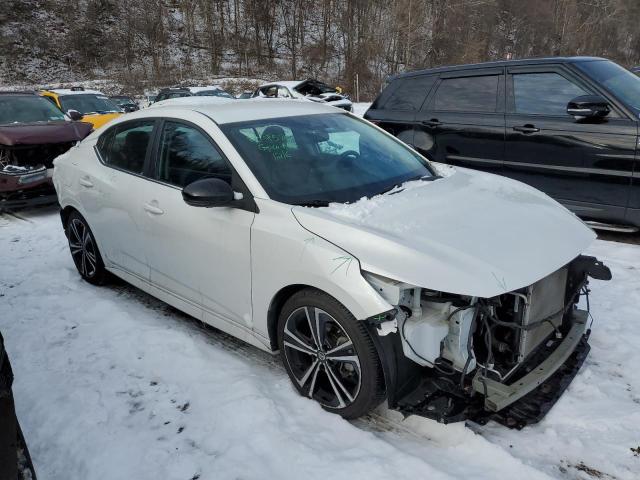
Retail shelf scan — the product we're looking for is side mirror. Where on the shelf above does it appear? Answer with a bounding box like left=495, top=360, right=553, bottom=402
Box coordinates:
left=67, top=109, right=83, bottom=121
left=567, top=95, right=610, bottom=119
left=123, top=105, right=137, bottom=113
left=182, top=177, right=234, bottom=207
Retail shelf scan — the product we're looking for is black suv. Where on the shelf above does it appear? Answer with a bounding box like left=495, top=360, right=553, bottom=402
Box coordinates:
left=365, top=57, right=640, bottom=231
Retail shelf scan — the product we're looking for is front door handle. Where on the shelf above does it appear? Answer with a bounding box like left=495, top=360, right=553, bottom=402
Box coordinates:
left=421, top=119, right=442, bottom=127
left=79, top=177, right=94, bottom=188
left=513, top=124, right=540, bottom=133
left=143, top=202, right=164, bottom=215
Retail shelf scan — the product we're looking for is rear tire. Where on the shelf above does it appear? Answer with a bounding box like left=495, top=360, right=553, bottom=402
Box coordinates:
left=66, top=211, right=107, bottom=285
left=277, top=288, right=385, bottom=419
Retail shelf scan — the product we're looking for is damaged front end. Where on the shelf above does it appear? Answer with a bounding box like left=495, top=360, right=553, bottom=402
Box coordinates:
left=365, top=255, right=611, bottom=429
left=0, top=142, right=74, bottom=210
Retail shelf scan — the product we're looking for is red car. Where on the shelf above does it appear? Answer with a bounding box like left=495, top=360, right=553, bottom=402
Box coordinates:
left=0, top=92, right=92, bottom=210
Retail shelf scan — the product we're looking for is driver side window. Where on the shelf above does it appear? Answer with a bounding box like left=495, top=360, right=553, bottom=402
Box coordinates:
left=156, top=121, right=232, bottom=188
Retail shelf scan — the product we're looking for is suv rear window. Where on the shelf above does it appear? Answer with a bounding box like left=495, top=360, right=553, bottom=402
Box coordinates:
left=433, top=75, right=499, bottom=112
left=374, top=75, right=436, bottom=111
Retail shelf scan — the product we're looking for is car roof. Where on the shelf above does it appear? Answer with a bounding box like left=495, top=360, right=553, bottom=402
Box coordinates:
left=395, top=56, right=608, bottom=79
left=43, top=88, right=105, bottom=96
left=127, top=99, right=339, bottom=124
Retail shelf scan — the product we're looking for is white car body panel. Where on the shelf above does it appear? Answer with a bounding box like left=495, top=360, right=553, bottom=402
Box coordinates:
left=53, top=101, right=596, bottom=359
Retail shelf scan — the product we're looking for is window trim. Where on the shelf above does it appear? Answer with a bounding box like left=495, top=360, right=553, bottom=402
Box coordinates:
left=94, top=118, right=159, bottom=179
left=428, top=69, right=505, bottom=114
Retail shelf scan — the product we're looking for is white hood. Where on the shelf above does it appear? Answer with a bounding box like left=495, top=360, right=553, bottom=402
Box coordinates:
left=292, top=167, right=596, bottom=298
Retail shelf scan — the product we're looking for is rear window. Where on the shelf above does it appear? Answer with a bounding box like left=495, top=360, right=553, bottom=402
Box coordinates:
left=433, top=75, right=499, bottom=112
left=374, top=75, right=436, bottom=111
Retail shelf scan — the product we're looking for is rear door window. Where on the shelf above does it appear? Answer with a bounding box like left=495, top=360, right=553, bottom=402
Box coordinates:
left=376, top=75, right=437, bottom=111
left=513, top=73, right=588, bottom=115
left=97, top=120, right=155, bottom=175
left=433, top=75, right=499, bottom=112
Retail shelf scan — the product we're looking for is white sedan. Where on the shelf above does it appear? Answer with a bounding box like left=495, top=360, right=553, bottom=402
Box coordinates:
left=53, top=101, right=609, bottom=425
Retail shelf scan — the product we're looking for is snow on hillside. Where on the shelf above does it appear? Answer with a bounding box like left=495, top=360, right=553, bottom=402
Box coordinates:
left=0, top=208, right=638, bottom=480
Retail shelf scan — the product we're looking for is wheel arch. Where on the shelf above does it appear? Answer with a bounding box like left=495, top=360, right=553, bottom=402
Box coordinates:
left=266, top=284, right=314, bottom=350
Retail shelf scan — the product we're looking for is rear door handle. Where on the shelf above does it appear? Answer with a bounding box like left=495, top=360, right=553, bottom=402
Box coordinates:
left=79, top=177, right=94, bottom=188
left=143, top=202, right=164, bottom=215
left=513, top=125, right=540, bottom=133
left=421, top=119, right=442, bottom=127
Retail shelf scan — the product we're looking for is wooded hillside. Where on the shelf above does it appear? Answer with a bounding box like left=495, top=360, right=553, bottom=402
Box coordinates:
left=2, top=0, right=640, bottom=98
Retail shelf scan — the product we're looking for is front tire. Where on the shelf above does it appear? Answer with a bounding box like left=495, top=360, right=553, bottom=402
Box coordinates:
left=277, top=288, right=385, bottom=419
left=66, top=211, right=107, bottom=285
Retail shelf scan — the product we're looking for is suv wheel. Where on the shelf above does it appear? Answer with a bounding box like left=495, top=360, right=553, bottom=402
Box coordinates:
left=277, top=289, right=385, bottom=419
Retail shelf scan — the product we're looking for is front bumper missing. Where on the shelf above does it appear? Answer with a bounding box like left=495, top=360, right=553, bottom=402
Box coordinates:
left=393, top=309, right=591, bottom=429
left=473, top=309, right=588, bottom=412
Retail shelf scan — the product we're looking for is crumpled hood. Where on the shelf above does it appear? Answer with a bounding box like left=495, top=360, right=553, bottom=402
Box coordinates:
left=0, top=122, right=92, bottom=146
left=292, top=167, right=596, bottom=298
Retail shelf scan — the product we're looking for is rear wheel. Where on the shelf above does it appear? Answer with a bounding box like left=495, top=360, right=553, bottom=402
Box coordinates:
left=277, top=288, right=385, bottom=419
left=66, top=211, right=107, bottom=285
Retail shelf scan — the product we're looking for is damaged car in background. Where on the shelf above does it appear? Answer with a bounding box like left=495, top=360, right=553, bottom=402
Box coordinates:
left=53, top=100, right=610, bottom=429
left=252, top=79, right=353, bottom=111
left=0, top=91, right=92, bottom=210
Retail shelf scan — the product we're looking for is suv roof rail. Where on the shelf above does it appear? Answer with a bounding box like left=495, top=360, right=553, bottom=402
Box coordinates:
left=70, top=86, right=85, bottom=91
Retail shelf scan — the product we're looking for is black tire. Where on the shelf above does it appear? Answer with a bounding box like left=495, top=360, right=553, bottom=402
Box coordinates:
left=66, top=211, right=107, bottom=285
left=277, top=288, right=385, bottom=419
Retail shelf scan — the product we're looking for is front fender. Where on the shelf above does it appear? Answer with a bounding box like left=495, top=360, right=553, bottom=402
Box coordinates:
left=250, top=199, right=392, bottom=341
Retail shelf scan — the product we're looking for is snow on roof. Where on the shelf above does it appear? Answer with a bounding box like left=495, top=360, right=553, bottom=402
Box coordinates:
left=187, top=86, right=224, bottom=93
left=44, top=88, right=106, bottom=96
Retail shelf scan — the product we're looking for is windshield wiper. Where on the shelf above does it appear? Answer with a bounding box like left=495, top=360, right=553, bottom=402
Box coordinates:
left=293, top=199, right=331, bottom=207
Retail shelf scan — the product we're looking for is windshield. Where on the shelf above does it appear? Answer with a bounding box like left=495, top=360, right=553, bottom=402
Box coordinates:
left=0, top=96, right=66, bottom=125
left=576, top=60, right=640, bottom=111
left=111, top=96, right=135, bottom=106
left=59, top=94, right=121, bottom=115
left=195, top=89, right=234, bottom=98
left=221, top=113, right=433, bottom=205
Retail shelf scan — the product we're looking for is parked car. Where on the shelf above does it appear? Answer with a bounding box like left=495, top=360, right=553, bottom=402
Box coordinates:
left=0, top=91, right=92, bottom=210
left=53, top=100, right=610, bottom=428
left=253, top=79, right=353, bottom=111
left=110, top=95, right=139, bottom=112
left=1, top=331, right=37, bottom=479
left=40, top=87, right=122, bottom=130
left=154, top=86, right=234, bottom=103
left=365, top=56, right=640, bottom=232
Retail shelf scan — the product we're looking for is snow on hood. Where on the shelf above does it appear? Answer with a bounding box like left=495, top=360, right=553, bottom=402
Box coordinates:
left=292, top=167, right=596, bottom=298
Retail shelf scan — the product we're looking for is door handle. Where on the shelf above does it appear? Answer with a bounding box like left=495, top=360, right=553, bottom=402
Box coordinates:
left=143, top=203, right=164, bottom=215
left=513, top=125, right=540, bottom=133
left=421, top=119, right=442, bottom=127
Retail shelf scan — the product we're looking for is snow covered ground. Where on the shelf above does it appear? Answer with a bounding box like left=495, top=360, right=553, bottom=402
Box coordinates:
left=1, top=207, right=639, bottom=480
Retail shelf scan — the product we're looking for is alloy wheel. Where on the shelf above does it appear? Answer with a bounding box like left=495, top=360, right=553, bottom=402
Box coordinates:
left=68, top=218, right=98, bottom=278
left=282, top=306, right=361, bottom=409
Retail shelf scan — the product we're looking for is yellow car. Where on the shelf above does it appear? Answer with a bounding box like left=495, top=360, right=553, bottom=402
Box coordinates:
left=40, top=87, right=122, bottom=129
